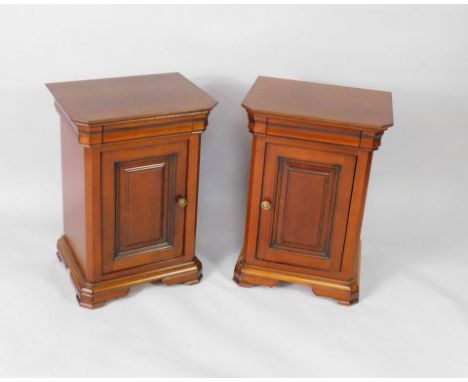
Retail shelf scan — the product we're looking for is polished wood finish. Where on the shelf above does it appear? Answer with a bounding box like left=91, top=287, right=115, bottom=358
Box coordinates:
left=257, top=140, right=355, bottom=272
left=101, top=137, right=188, bottom=274
left=242, top=76, right=393, bottom=129
left=234, top=76, right=393, bottom=305
left=46, top=72, right=216, bottom=125
left=48, top=73, right=216, bottom=308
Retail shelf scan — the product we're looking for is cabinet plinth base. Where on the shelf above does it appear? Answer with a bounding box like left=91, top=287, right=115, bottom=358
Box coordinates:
left=311, top=286, right=359, bottom=306
left=233, top=260, right=280, bottom=288
left=57, top=236, right=203, bottom=309
left=234, top=254, right=359, bottom=306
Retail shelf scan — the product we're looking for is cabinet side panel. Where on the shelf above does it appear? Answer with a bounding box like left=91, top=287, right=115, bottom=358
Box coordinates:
left=242, top=134, right=267, bottom=262
left=60, top=118, right=87, bottom=273
left=182, top=133, right=201, bottom=260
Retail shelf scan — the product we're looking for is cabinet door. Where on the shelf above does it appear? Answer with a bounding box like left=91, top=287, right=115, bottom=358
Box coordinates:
left=256, top=143, right=356, bottom=272
left=102, top=140, right=187, bottom=273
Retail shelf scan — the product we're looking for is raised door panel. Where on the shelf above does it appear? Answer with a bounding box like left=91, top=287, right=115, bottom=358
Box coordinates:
left=256, top=143, right=356, bottom=271
left=271, top=159, right=339, bottom=255
left=102, top=140, right=187, bottom=274
left=116, top=156, right=174, bottom=256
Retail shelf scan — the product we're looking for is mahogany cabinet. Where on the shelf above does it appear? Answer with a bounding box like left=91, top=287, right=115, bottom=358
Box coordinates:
left=47, top=73, right=217, bottom=308
left=234, top=76, right=393, bottom=305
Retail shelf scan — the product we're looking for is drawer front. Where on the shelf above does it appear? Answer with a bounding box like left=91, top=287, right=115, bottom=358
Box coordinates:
left=256, top=142, right=356, bottom=271
left=102, top=140, right=188, bottom=273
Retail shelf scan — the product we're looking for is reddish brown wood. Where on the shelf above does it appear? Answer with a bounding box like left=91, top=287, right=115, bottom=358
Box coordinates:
left=256, top=140, right=355, bottom=272
left=59, top=116, right=87, bottom=272
left=234, top=76, right=393, bottom=305
left=48, top=73, right=217, bottom=308
left=101, top=137, right=188, bottom=274
left=46, top=73, right=216, bottom=125
left=242, top=76, right=393, bottom=129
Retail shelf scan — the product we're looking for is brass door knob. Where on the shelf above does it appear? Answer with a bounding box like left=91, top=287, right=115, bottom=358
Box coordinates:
left=177, top=197, right=187, bottom=208
left=260, top=200, right=271, bottom=210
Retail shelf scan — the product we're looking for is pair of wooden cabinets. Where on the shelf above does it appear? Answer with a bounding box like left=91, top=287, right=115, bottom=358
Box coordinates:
left=47, top=73, right=393, bottom=308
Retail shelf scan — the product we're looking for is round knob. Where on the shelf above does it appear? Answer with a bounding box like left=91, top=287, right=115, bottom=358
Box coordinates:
left=177, top=197, right=187, bottom=208
left=260, top=200, right=271, bottom=210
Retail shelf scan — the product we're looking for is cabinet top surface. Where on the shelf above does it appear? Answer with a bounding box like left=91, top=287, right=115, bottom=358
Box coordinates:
left=46, top=73, right=217, bottom=125
left=242, top=76, right=393, bottom=129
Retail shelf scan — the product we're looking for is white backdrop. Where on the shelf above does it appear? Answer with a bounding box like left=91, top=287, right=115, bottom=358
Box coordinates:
left=0, top=5, right=467, bottom=377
